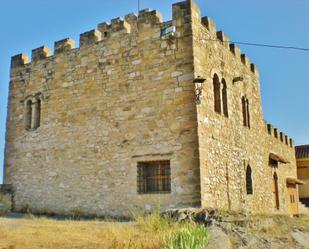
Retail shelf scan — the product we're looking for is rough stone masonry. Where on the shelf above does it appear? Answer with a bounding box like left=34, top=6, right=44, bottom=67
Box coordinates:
left=3, top=0, right=301, bottom=217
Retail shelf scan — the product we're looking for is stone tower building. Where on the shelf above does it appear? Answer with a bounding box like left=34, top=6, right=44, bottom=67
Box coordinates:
left=4, top=0, right=301, bottom=216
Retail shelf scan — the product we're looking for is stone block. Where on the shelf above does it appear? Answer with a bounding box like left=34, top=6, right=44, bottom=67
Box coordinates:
left=11, top=53, right=29, bottom=68
left=54, top=38, right=75, bottom=54
left=32, top=46, right=51, bottom=62
left=80, top=29, right=102, bottom=46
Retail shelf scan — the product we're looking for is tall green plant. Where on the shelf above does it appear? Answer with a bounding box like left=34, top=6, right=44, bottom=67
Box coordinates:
left=164, top=224, right=208, bottom=249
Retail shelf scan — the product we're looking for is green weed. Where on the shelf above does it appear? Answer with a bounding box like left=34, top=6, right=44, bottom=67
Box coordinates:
left=165, top=224, right=208, bottom=249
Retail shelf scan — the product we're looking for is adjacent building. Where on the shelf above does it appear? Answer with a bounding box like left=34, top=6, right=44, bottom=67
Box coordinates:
left=296, top=145, right=309, bottom=207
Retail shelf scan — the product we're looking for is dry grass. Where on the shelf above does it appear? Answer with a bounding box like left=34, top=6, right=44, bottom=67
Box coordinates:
left=247, top=214, right=309, bottom=235
left=0, top=213, right=208, bottom=249
left=226, top=214, right=309, bottom=248
left=0, top=218, right=166, bottom=249
left=265, top=215, right=309, bottom=235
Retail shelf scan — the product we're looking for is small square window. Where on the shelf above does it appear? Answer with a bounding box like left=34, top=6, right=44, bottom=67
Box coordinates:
left=137, top=160, right=171, bottom=194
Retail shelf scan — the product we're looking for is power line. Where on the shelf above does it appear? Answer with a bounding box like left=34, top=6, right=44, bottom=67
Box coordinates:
left=229, top=41, right=309, bottom=52
left=200, top=39, right=309, bottom=52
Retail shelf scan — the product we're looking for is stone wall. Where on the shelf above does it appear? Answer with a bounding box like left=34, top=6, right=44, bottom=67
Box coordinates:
left=0, top=185, right=12, bottom=215
left=5, top=2, right=201, bottom=217
left=189, top=0, right=298, bottom=214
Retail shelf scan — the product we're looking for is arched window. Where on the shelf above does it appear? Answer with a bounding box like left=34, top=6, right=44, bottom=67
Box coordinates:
left=246, top=165, right=253, bottom=195
left=25, top=99, right=32, bottom=130
left=242, top=96, right=250, bottom=128
left=222, top=79, right=228, bottom=117
left=24, top=96, right=41, bottom=131
left=213, top=74, right=221, bottom=114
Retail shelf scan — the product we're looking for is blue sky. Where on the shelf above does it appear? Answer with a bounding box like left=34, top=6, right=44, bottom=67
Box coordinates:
left=0, top=0, right=308, bottom=183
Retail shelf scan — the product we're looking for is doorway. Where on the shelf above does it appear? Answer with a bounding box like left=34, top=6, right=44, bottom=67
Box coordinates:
left=287, top=183, right=298, bottom=215
left=273, top=172, right=280, bottom=210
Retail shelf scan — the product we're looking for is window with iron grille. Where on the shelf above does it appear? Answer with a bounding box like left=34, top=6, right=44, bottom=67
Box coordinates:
left=137, top=160, right=171, bottom=194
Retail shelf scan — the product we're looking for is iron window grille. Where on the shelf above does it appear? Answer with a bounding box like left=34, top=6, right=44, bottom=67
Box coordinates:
left=137, top=160, right=171, bottom=194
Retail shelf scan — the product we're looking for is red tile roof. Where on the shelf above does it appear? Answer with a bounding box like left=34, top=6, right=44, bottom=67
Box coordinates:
left=295, top=145, right=309, bottom=159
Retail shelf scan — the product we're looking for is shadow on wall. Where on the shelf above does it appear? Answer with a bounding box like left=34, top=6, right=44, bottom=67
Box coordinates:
left=0, top=185, right=12, bottom=215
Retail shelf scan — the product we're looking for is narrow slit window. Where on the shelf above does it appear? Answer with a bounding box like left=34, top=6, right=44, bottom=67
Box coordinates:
left=242, top=97, right=247, bottom=126
left=246, top=98, right=250, bottom=128
left=222, top=79, right=228, bottom=117
left=246, top=165, right=253, bottom=195
left=25, top=99, right=32, bottom=130
left=35, top=98, right=41, bottom=129
left=213, top=74, right=221, bottom=114
left=242, top=96, right=250, bottom=128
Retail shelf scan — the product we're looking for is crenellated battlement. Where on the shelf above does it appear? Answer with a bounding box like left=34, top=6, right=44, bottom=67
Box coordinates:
left=201, top=16, right=216, bottom=35
left=10, top=0, right=258, bottom=79
left=97, top=17, right=132, bottom=38
left=10, top=6, right=169, bottom=70
left=229, top=43, right=241, bottom=58
left=112, top=18, right=131, bottom=33
left=125, top=13, right=138, bottom=24
left=138, top=9, right=163, bottom=25
left=32, top=46, right=51, bottom=62
left=11, top=54, right=29, bottom=68
left=80, top=29, right=102, bottom=47
left=216, top=31, right=229, bottom=49
left=266, top=123, right=294, bottom=148
left=54, top=38, right=75, bottom=54
left=241, top=54, right=250, bottom=67
left=200, top=15, right=259, bottom=77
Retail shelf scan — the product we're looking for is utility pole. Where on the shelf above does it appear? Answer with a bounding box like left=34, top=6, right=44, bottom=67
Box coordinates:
left=138, top=0, right=140, bottom=13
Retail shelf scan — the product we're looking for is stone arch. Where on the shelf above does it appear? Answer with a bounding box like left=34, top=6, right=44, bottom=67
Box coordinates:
left=209, top=68, right=223, bottom=80
left=24, top=95, right=42, bottom=130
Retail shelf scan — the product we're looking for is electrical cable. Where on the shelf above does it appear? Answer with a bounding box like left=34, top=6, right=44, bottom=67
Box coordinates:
left=200, top=38, right=309, bottom=52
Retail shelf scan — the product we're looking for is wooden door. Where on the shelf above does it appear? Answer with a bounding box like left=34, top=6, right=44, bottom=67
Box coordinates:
left=287, top=183, right=298, bottom=215
left=273, top=173, right=279, bottom=210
